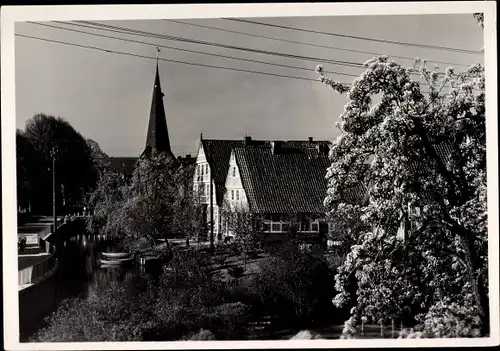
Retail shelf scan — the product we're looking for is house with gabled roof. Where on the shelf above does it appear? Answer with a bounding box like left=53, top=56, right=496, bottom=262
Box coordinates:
left=194, top=134, right=334, bottom=244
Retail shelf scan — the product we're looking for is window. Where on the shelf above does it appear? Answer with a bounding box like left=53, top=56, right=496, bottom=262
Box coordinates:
left=300, top=217, right=309, bottom=231
left=311, top=221, right=319, bottom=232
left=263, top=221, right=271, bottom=232
left=270, top=214, right=281, bottom=232
left=281, top=222, right=290, bottom=232
left=205, top=164, right=209, bottom=180
left=236, top=190, right=239, bottom=201
left=232, top=166, right=236, bottom=177
left=271, top=222, right=281, bottom=232
left=231, top=190, right=234, bottom=200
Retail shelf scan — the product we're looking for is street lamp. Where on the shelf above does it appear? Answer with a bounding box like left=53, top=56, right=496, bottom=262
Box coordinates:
left=50, top=146, right=58, bottom=233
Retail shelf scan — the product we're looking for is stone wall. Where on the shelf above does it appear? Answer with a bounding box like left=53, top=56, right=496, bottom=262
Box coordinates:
left=18, top=268, right=58, bottom=341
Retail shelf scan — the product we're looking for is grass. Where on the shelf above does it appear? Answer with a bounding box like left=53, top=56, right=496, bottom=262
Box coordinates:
left=206, top=249, right=268, bottom=282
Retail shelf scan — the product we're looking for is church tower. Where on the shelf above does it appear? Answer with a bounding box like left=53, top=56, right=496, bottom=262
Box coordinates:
left=142, top=60, right=175, bottom=160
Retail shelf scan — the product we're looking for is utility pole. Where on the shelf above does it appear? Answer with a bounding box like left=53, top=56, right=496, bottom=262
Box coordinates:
left=51, top=147, right=57, bottom=234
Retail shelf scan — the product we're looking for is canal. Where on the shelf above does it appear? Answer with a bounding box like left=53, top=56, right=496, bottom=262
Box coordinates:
left=20, top=219, right=161, bottom=342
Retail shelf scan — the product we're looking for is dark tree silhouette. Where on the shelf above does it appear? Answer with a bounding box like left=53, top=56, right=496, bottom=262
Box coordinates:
left=19, top=113, right=98, bottom=214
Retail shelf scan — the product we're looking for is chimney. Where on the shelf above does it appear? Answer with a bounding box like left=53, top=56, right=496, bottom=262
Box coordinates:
left=243, top=136, right=252, bottom=146
left=271, top=140, right=282, bottom=155
left=308, top=137, right=313, bottom=142
left=317, top=143, right=329, bottom=155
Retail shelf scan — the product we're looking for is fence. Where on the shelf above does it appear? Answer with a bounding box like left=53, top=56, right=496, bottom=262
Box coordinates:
left=356, top=320, right=406, bottom=339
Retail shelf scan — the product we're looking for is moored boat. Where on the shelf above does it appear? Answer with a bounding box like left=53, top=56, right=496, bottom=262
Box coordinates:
left=100, top=263, right=121, bottom=269
left=100, top=257, right=134, bottom=265
left=101, top=252, right=132, bottom=259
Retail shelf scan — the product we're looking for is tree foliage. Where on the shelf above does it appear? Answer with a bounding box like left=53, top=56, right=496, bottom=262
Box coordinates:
left=317, top=56, right=488, bottom=336
left=253, top=242, right=335, bottom=324
left=86, top=138, right=110, bottom=175
left=221, top=200, right=261, bottom=266
left=33, top=283, right=158, bottom=342
left=17, top=114, right=99, bottom=213
left=87, top=148, right=205, bottom=249
left=16, top=129, right=37, bottom=211
left=473, top=13, right=484, bottom=29
left=85, top=167, right=128, bottom=238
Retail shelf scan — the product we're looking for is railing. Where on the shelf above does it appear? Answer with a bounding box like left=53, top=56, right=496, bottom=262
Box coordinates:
left=18, top=254, right=58, bottom=287
left=18, top=214, right=88, bottom=288
left=18, top=219, right=64, bottom=289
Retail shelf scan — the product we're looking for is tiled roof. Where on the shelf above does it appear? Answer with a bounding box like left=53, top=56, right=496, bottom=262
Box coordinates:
left=201, top=139, right=242, bottom=206
left=201, top=138, right=268, bottom=205
left=233, top=141, right=332, bottom=214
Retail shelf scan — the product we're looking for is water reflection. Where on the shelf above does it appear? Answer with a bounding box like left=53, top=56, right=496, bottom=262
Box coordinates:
left=57, top=228, right=159, bottom=303
left=22, top=221, right=161, bottom=342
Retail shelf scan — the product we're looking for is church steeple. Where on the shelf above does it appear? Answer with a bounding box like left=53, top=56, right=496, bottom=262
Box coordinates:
left=143, top=56, right=175, bottom=159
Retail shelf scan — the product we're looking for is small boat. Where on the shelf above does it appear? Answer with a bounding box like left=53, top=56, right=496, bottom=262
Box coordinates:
left=100, top=257, right=134, bottom=265
left=100, top=264, right=121, bottom=269
left=101, top=252, right=132, bottom=259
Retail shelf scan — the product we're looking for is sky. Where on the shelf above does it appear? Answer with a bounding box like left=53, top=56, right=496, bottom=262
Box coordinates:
left=15, top=14, right=484, bottom=157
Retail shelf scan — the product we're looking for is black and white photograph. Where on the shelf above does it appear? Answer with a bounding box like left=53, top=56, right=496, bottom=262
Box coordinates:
left=1, top=2, right=498, bottom=349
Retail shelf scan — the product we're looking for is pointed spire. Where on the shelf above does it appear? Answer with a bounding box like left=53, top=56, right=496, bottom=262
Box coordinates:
left=143, top=58, right=175, bottom=159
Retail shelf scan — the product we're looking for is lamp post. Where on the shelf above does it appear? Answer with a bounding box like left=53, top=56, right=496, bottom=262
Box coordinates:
left=50, top=146, right=57, bottom=233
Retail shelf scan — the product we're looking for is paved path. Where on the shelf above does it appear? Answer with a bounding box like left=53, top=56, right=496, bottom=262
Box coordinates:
left=17, top=216, right=62, bottom=271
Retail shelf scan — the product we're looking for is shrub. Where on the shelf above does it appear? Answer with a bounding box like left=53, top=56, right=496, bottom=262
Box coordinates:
left=187, top=329, right=216, bottom=340
left=205, top=302, right=251, bottom=339
left=417, top=301, right=482, bottom=338
left=252, top=242, right=335, bottom=325
left=33, top=283, right=158, bottom=342
left=228, top=265, right=245, bottom=280
left=290, top=330, right=322, bottom=340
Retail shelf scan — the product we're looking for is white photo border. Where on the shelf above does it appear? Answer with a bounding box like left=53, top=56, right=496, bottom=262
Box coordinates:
left=2, top=1, right=498, bottom=350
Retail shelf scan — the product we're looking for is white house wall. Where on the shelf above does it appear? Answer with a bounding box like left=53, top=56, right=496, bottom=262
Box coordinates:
left=224, top=151, right=249, bottom=211
left=194, top=142, right=219, bottom=234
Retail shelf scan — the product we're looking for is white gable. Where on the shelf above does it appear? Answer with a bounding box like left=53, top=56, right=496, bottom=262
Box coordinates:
left=224, top=151, right=248, bottom=210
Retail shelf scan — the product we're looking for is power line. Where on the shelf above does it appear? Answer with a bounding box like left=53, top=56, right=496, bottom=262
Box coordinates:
left=224, top=18, right=483, bottom=55
left=16, top=33, right=439, bottom=95
left=28, top=21, right=361, bottom=80
left=14, top=33, right=328, bottom=84
left=31, top=21, right=440, bottom=87
left=66, top=20, right=448, bottom=78
left=164, top=19, right=471, bottom=68
left=73, top=20, right=365, bottom=69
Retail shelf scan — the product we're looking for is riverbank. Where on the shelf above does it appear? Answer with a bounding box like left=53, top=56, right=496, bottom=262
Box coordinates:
left=20, top=219, right=161, bottom=342
left=17, top=216, right=72, bottom=270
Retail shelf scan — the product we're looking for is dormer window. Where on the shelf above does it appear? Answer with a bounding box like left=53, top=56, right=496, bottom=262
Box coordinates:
left=232, top=167, right=236, bottom=177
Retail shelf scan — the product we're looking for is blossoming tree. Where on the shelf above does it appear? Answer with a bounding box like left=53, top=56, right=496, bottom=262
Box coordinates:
left=317, top=56, right=488, bottom=337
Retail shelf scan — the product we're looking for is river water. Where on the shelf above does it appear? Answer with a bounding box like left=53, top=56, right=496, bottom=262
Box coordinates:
left=21, top=220, right=160, bottom=341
